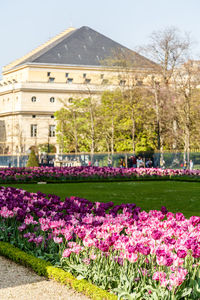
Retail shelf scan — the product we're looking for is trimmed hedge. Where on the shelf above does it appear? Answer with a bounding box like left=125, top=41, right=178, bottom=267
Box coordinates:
left=0, top=242, right=117, bottom=300
left=26, top=150, right=39, bottom=167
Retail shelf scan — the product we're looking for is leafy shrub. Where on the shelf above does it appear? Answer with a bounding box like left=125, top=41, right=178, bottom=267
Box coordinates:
left=26, top=150, right=39, bottom=167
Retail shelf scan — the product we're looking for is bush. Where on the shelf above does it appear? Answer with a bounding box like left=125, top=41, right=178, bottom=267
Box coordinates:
left=26, top=150, right=39, bottom=167
left=0, top=242, right=117, bottom=300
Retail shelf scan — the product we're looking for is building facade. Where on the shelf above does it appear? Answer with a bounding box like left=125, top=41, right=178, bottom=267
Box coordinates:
left=0, top=26, right=155, bottom=155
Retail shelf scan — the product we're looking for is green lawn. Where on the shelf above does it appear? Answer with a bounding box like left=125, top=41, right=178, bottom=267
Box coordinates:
left=2, top=181, right=200, bottom=218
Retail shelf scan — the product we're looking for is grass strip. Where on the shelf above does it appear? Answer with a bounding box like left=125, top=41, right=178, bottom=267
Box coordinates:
left=3, top=180, right=200, bottom=218
left=1, top=175, right=200, bottom=184
left=0, top=242, right=117, bottom=300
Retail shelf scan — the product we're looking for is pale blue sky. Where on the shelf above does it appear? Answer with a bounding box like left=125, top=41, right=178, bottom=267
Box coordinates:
left=1, top=0, right=200, bottom=75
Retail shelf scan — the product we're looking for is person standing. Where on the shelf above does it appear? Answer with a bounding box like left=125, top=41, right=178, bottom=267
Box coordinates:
left=119, top=158, right=125, bottom=168
left=94, top=159, right=99, bottom=167
left=146, top=158, right=153, bottom=168
left=108, top=157, right=112, bottom=167
left=189, top=160, right=194, bottom=170
left=132, top=155, right=137, bottom=168
left=137, top=156, right=144, bottom=168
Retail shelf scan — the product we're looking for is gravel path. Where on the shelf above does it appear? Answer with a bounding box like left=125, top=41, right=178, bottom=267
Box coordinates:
left=0, top=256, right=90, bottom=300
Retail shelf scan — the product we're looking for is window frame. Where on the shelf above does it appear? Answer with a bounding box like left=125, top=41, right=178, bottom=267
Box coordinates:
left=31, top=124, right=37, bottom=137
left=49, top=125, right=56, bottom=137
left=31, top=96, right=36, bottom=102
left=84, top=78, right=91, bottom=84
left=67, top=78, right=73, bottom=84
left=119, top=80, right=126, bottom=86
left=48, top=77, right=55, bottom=83
left=50, top=97, right=55, bottom=103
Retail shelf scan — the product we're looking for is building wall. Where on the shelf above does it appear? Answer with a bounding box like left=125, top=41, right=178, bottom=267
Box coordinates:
left=27, top=67, right=117, bottom=85
left=0, top=63, right=152, bottom=154
left=0, top=112, right=57, bottom=154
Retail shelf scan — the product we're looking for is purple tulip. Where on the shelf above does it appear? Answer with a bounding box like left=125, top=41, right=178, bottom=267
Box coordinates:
left=177, top=249, right=187, bottom=258
left=152, top=230, right=162, bottom=240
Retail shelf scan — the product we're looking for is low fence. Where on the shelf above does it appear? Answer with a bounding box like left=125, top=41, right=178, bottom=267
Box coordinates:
left=0, top=152, right=200, bottom=169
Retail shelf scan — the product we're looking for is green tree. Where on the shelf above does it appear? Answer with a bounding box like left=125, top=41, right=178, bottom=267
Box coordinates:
left=120, top=87, right=156, bottom=153
left=76, top=96, right=102, bottom=157
left=55, top=99, right=84, bottom=153
left=26, top=149, right=39, bottom=167
left=101, top=90, right=122, bottom=154
left=38, top=143, right=56, bottom=153
left=55, top=97, right=102, bottom=155
left=175, top=61, right=200, bottom=161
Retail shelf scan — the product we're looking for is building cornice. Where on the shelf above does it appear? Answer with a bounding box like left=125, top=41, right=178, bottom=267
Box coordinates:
left=2, top=62, right=155, bottom=76
left=0, top=82, right=117, bottom=96
left=0, top=111, right=55, bottom=117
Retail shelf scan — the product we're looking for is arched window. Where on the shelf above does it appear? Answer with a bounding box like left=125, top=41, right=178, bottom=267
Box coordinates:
left=50, top=97, right=55, bottom=103
left=31, top=96, right=36, bottom=102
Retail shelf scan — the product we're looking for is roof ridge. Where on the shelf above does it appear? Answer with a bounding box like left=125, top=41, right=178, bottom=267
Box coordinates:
left=3, top=27, right=76, bottom=73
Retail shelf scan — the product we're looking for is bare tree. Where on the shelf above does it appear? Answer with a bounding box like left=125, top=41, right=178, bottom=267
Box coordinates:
left=174, top=60, right=200, bottom=163
left=145, top=27, right=191, bottom=87
left=101, top=48, right=156, bottom=153
left=141, top=27, right=191, bottom=163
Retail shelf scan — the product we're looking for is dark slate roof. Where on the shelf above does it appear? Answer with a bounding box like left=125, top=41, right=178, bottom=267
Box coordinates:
left=17, top=26, right=155, bottom=69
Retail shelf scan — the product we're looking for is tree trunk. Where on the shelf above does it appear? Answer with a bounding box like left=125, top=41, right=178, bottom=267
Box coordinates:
left=154, top=81, right=164, bottom=167
left=131, top=112, right=135, bottom=153
left=89, top=101, right=95, bottom=164
left=111, top=117, right=114, bottom=155
left=73, top=111, right=78, bottom=154
left=172, top=119, right=177, bottom=150
left=154, top=83, right=161, bottom=151
left=111, top=99, right=115, bottom=155
left=184, top=95, right=191, bottom=165
left=184, top=123, right=190, bottom=165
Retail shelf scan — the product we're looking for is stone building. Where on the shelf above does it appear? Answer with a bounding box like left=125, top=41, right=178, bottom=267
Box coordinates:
left=0, top=26, right=155, bottom=155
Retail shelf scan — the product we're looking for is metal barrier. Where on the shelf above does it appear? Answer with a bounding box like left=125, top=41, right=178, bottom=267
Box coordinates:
left=0, top=155, right=28, bottom=168
left=0, top=152, right=199, bottom=169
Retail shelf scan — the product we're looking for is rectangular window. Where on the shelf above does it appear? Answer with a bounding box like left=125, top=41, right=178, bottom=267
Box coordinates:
left=67, top=78, right=73, bottom=84
left=83, top=73, right=87, bottom=78
left=119, top=80, right=126, bottom=86
left=31, top=124, right=37, bottom=137
left=48, top=77, right=55, bottom=82
left=84, top=78, right=91, bottom=84
left=47, top=72, right=51, bottom=76
left=136, top=80, right=143, bottom=86
left=102, top=79, right=109, bottom=85
left=49, top=125, right=55, bottom=137
left=65, top=73, right=69, bottom=77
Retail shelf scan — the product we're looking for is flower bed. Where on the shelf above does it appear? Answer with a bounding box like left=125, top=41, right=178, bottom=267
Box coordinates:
left=0, top=166, right=200, bottom=183
left=0, top=186, right=200, bottom=299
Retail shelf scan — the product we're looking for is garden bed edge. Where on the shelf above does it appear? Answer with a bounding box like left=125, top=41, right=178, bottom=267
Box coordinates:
left=0, top=241, right=117, bottom=300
